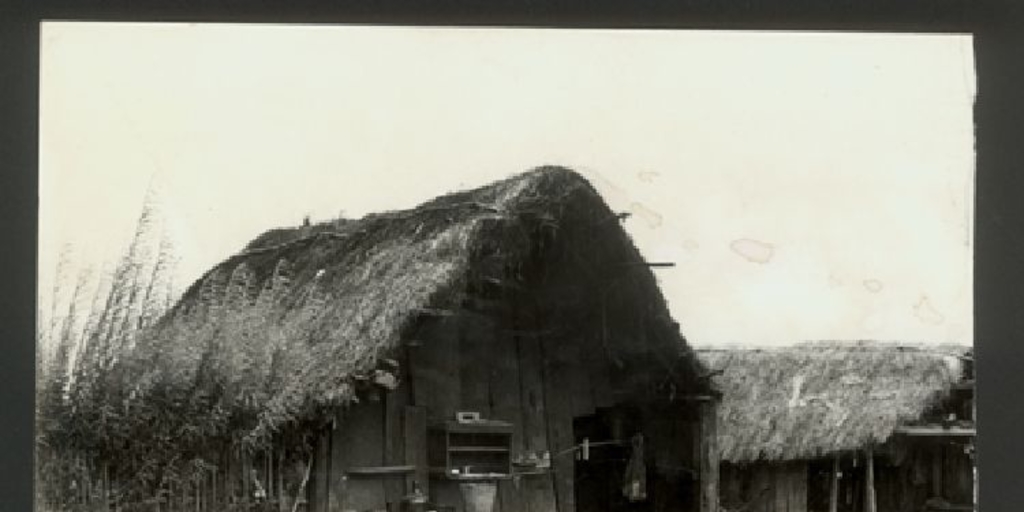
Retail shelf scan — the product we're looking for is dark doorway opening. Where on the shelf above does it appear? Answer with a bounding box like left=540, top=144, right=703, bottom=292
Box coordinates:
left=573, top=407, right=645, bottom=512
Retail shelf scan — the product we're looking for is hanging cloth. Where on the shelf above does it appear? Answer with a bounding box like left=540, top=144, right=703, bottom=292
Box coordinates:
left=622, top=433, right=647, bottom=502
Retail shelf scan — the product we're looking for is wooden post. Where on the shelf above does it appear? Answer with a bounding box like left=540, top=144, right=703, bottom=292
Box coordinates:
left=212, top=468, right=218, bottom=511
left=866, top=447, right=877, bottom=512
left=242, top=447, right=251, bottom=505
left=291, top=454, right=314, bottom=512
left=699, top=399, right=720, bottom=512
left=829, top=455, right=839, bottom=512
left=404, top=406, right=429, bottom=498
left=102, top=462, right=110, bottom=512
left=278, top=450, right=286, bottom=512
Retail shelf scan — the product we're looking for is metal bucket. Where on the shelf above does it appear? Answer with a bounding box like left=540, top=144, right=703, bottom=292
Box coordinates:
left=459, top=482, right=497, bottom=512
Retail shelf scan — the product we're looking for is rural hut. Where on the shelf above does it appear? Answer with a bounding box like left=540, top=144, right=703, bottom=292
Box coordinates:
left=146, top=166, right=719, bottom=512
left=698, top=342, right=975, bottom=512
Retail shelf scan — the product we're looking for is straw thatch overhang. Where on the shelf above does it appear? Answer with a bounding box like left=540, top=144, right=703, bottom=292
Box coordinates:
left=146, top=166, right=707, bottom=438
left=697, top=342, right=971, bottom=464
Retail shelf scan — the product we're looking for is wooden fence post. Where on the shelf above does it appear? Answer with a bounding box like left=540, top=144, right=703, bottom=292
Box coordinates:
left=828, top=454, right=839, bottom=512
left=866, top=446, right=877, bottom=512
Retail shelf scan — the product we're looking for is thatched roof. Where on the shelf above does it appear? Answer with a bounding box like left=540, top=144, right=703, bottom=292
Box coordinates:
left=140, top=166, right=703, bottom=440
left=698, top=342, right=971, bottom=464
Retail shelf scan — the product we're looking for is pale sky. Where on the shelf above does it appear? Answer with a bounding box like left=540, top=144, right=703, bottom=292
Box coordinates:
left=38, top=23, right=976, bottom=347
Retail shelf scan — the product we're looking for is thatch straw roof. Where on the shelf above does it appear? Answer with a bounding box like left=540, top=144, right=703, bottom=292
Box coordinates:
left=140, top=166, right=702, bottom=440
left=698, top=342, right=971, bottom=464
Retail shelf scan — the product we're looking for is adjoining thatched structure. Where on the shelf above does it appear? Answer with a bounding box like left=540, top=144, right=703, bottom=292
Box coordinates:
left=698, top=342, right=975, bottom=512
left=125, top=166, right=716, bottom=512
left=699, top=341, right=968, bottom=464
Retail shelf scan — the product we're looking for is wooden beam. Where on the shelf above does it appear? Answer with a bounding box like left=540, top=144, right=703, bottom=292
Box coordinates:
left=866, top=446, right=877, bottom=512
left=699, top=400, right=719, bottom=512
left=620, top=261, right=676, bottom=268
left=894, top=426, right=976, bottom=437
left=829, top=455, right=839, bottom=512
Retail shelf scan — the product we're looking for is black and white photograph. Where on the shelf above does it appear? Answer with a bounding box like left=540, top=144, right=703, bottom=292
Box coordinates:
left=36, top=23, right=976, bottom=512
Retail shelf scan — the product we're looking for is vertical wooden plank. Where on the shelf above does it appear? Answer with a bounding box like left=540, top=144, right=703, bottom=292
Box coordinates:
left=460, top=314, right=495, bottom=417
left=541, top=336, right=576, bottom=512
left=317, top=430, right=331, bottom=512
left=754, top=466, right=771, bottom=512
left=432, top=481, right=466, bottom=512
left=242, top=447, right=251, bottom=505
left=409, top=317, right=462, bottom=422
left=773, top=466, right=787, bottom=512
left=564, top=335, right=594, bottom=419
left=866, top=447, right=877, bottom=512
left=279, top=449, right=287, bottom=512
left=794, top=462, right=808, bottom=512
left=722, top=464, right=742, bottom=510
left=829, top=456, right=839, bottom=512
left=699, top=400, right=720, bottom=512
left=517, top=333, right=557, bottom=512
left=932, top=447, right=943, bottom=497
left=584, top=321, right=615, bottom=410
left=404, top=406, right=429, bottom=499
left=384, top=387, right=409, bottom=510
left=489, top=318, right=524, bottom=512
left=335, top=398, right=387, bottom=511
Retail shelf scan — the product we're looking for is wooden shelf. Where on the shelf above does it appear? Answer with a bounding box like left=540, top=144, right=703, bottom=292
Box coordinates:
left=346, top=465, right=416, bottom=477
left=428, top=420, right=514, bottom=478
left=449, top=447, right=510, bottom=453
left=429, top=468, right=511, bottom=481
left=511, top=469, right=550, bottom=477
left=434, top=420, right=514, bottom=434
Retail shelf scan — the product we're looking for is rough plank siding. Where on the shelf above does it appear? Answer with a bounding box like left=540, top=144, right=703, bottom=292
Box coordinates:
left=489, top=317, right=525, bottom=512
left=699, top=400, right=720, bottom=512
left=332, top=398, right=387, bottom=512
left=460, top=313, right=495, bottom=417
left=384, top=388, right=408, bottom=510
left=516, top=333, right=557, bottom=512
left=773, top=467, right=788, bottom=512
left=793, top=463, right=808, bottom=512
left=582, top=322, right=615, bottom=410
left=404, top=406, right=429, bottom=499
left=564, top=334, right=596, bottom=420
left=311, top=431, right=331, bottom=512
left=328, top=411, right=346, bottom=512
left=541, top=338, right=576, bottom=512
left=721, top=462, right=813, bottom=512
left=409, top=317, right=461, bottom=422
left=431, top=482, right=467, bottom=512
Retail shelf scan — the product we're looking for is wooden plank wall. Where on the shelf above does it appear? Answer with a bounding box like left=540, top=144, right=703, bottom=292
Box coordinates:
left=489, top=312, right=524, bottom=512
left=324, top=380, right=423, bottom=512
left=541, top=337, right=578, bottom=512
left=331, top=395, right=387, bottom=512
left=333, top=271, right=703, bottom=512
left=720, top=463, right=808, bottom=512
left=409, top=316, right=462, bottom=423
left=516, top=331, right=558, bottom=512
